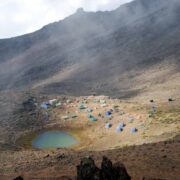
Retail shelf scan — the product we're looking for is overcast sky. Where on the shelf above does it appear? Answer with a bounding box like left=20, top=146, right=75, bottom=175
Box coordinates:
left=0, top=0, right=133, bottom=39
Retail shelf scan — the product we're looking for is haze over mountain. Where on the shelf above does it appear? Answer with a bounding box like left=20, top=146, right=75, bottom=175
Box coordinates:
left=0, top=0, right=180, bottom=98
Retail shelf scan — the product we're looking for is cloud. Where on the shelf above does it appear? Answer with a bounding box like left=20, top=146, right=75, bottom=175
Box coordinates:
left=0, top=0, right=132, bottom=38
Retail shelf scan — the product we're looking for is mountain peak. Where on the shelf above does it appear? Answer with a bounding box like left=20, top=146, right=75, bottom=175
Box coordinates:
left=76, top=8, right=85, bottom=14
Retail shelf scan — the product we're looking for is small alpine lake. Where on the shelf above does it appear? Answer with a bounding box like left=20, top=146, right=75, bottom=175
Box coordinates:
left=32, top=131, right=79, bottom=149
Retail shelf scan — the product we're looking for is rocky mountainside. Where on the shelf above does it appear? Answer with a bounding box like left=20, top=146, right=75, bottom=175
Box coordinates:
left=0, top=0, right=180, bottom=97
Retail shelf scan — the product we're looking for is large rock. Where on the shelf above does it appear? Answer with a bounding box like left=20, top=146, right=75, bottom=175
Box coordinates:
left=101, top=156, right=131, bottom=180
left=13, top=176, right=24, bottom=180
left=77, top=156, right=101, bottom=180
left=76, top=156, right=131, bottom=180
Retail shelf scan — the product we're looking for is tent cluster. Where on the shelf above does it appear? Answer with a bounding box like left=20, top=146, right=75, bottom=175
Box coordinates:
left=41, top=98, right=63, bottom=109
left=116, top=122, right=125, bottom=133
left=41, top=96, right=139, bottom=135
left=87, top=114, right=97, bottom=122
left=104, top=111, right=138, bottom=134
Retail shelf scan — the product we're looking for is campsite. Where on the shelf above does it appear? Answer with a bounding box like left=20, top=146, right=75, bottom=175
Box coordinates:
left=0, top=92, right=179, bottom=179
left=15, top=95, right=180, bottom=151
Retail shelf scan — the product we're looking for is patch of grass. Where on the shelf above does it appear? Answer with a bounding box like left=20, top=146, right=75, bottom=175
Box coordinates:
left=154, top=107, right=180, bottom=124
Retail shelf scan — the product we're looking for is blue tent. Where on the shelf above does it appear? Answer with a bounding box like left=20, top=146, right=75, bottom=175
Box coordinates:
left=116, top=126, right=123, bottom=133
left=105, top=123, right=111, bottom=129
left=79, top=104, right=85, bottom=110
left=131, top=127, right=138, bottom=133
left=91, top=116, right=97, bottom=122
left=41, top=102, right=49, bottom=109
left=119, top=122, right=126, bottom=128
left=87, top=114, right=97, bottom=122
left=87, top=114, right=93, bottom=119
left=105, top=111, right=112, bottom=116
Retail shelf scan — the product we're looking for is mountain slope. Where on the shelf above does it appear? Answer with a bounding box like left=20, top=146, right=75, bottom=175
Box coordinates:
left=0, top=0, right=180, bottom=98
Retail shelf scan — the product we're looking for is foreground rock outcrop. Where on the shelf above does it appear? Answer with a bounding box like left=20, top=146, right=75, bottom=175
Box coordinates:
left=77, top=156, right=131, bottom=180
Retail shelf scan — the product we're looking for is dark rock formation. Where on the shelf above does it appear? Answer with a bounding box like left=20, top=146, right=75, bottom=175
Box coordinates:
left=142, top=178, right=166, bottom=180
left=76, top=156, right=131, bottom=180
left=112, top=162, right=131, bottom=180
left=13, top=176, right=24, bottom=180
left=168, top=98, right=173, bottom=102
left=22, top=97, right=36, bottom=112
left=77, top=156, right=101, bottom=180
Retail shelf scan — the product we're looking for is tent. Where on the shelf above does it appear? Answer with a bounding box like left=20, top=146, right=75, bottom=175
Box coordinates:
left=119, top=122, right=126, bottom=128
left=41, top=102, right=49, bottom=109
left=131, top=127, right=138, bottom=133
left=101, top=104, right=107, bottom=107
left=87, top=114, right=93, bottom=119
left=93, top=99, right=98, bottom=103
left=91, top=116, right=97, bottom=122
left=56, top=102, right=62, bottom=107
left=79, top=104, right=86, bottom=110
left=116, top=126, right=123, bottom=133
left=105, top=111, right=112, bottom=116
left=66, top=99, right=71, bottom=103
left=100, top=100, right=106, bottom=104
left=49, top=99, right=58, bottom=105
left=105, top=123, right=111, bottom=129
left=87, top=114, right=97, bottom=122
left=62, top=116, right=69, bottom=120
left=87, top=108, right=93, bottom=112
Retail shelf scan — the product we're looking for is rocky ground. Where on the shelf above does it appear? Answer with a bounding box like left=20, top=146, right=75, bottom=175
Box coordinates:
left=0, top=135, right=179, bottom=179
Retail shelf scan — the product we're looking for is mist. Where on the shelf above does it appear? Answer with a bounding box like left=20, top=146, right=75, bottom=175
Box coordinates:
left=0, top=0, right=133, bottom=38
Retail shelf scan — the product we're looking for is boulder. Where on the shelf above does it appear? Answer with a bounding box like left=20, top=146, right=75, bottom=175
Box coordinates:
left=13, top=176, right=24, bottom=180
left=76, top=156, right=131, bottom=180
left=77, top=156, right=101, bottom=180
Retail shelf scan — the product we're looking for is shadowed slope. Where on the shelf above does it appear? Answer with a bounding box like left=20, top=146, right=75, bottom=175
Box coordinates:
left=0, top=0, right=179, bottom=97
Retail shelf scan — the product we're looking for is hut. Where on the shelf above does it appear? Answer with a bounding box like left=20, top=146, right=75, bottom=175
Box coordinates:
left=49, top=99, right=58, bottom=105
